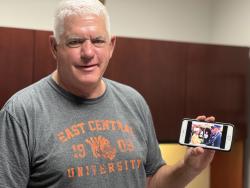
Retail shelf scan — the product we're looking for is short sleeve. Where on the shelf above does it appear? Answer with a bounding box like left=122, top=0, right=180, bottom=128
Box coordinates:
left=138, top=100, right=166, bottom=177
left=0, top=109, right=30, bottom=188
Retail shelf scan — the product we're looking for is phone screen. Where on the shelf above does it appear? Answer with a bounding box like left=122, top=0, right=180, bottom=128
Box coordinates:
left=183, top=120, right=229, bottom=149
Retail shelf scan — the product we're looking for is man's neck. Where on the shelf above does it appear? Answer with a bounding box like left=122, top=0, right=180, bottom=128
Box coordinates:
left=51, top=71, right=106, bottom=99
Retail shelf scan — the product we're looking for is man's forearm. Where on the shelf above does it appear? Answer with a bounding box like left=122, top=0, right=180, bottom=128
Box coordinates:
left=147, top=146, right=215, bottom=188
left=147, top=160, right=201, bottom=188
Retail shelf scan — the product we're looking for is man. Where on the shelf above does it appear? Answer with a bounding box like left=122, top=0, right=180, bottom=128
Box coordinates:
left=207, top=125, right=222, bottom=147
left=0, top=0, right=215, bottom=187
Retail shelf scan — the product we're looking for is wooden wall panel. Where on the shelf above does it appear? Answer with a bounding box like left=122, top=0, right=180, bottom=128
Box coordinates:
left=185, top=44, right=249, bottom=188
left=211, top=140, right=244, bottom=188
left=0, top=27, right=248, bottom=188
left=186, top=44, right=249, bottom=140
left=105, top=37, right=188, bottom=142
left=34, top=31, right=56, bottom=82
left=0, top=27, right=34, bottom=108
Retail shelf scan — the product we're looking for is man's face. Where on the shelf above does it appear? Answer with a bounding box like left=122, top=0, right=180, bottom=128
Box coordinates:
left=53, top=14, right=115, bottom=97
left=211, top=127, right=218, bottom=134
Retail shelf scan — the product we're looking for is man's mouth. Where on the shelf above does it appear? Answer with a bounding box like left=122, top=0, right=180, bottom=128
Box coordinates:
left=75, top=64, right=98, bottom=71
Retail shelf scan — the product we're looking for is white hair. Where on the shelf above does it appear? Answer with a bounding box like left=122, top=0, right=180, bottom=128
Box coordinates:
left=53, top=0, right=111, bottom=43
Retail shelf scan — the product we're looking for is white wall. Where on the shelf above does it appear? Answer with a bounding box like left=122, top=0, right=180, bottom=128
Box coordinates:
left=0, top=0, right=249, bottom=46
left=105, top=0, right=212, bottom=44
left=210, top=0, right=250, bottom=47
left=0, top=0, right=60, bottom=31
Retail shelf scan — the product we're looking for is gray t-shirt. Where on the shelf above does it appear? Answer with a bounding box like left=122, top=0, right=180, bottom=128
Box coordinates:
left=0, top=76, right=165, bottom=188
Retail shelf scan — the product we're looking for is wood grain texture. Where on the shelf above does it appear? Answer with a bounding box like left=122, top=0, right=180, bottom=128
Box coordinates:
left=0, top=27, right=34, bottom=107
left=33, top=30, right=56, bottom=82
left=105, top=37, right=188, bottom=142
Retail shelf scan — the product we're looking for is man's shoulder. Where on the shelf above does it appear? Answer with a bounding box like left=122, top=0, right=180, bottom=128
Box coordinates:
left=105, top=78, right=142, bottom=97
left=104, top=78, right=147, bottom=103
left=2, top=76, right=51, bottom=112
left=104, top=78, right=149, bottom=110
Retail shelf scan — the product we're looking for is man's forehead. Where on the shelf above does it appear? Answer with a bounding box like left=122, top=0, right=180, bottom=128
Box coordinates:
left=64, top=14, right=105, bottom=25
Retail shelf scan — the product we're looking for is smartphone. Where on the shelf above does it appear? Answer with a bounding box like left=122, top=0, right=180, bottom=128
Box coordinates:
left=179, top=118, right=234, bottom=151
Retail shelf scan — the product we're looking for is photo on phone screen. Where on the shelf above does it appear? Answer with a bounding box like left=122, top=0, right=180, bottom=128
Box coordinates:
left=179, top=118, right=234, bottom=151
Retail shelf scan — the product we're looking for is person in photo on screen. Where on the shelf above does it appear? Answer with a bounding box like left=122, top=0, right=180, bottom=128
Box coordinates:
left=207, top=125, right=222, bottom=147
left=191, top=127, right=202, bottom=144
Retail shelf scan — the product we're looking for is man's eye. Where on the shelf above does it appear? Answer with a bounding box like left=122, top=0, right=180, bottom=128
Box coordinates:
left=66, top=39, right=83, bottom=48
left=93, top=39, right=105, bottom=43
left=92, top=39, right=106, bottom=47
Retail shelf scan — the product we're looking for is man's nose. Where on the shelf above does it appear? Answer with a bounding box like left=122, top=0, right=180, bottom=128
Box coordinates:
left=80, top=40, right=94, bottom=58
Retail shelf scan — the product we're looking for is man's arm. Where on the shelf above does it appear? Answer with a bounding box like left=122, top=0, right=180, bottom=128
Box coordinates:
left=147, top=116, right=215, bottom=188
left=147, top=147, right=214, bottom=188
left=0, top=109, right=30, bottom=188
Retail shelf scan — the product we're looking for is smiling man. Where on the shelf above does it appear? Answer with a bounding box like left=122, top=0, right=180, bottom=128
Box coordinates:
left=0, top=0, right=215, bottom=188
left=50, top=6, right=116, bottom=99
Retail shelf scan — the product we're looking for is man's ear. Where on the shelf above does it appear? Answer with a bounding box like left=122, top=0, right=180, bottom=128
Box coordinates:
left=108, top=36, right=116, bottom=59
left=49, top=35, right=58, bottom=59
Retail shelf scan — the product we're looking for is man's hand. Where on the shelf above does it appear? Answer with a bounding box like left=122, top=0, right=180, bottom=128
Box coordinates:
left=147, top=115, right=216, bottom=188
left=184, top=115, right=215, bottom=173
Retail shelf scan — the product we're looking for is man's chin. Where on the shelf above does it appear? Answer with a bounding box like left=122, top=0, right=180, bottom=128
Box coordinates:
left=78, top=77, right=102, bottom=87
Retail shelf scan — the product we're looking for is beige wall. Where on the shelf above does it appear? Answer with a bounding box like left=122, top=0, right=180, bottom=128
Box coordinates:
left=0, top=0, right=249, bottom=46
left=210, top=0, right=250, bottom=46
left=160, top=144, right=210, bottom=188
left=106, top=0, right=212, bottom=44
